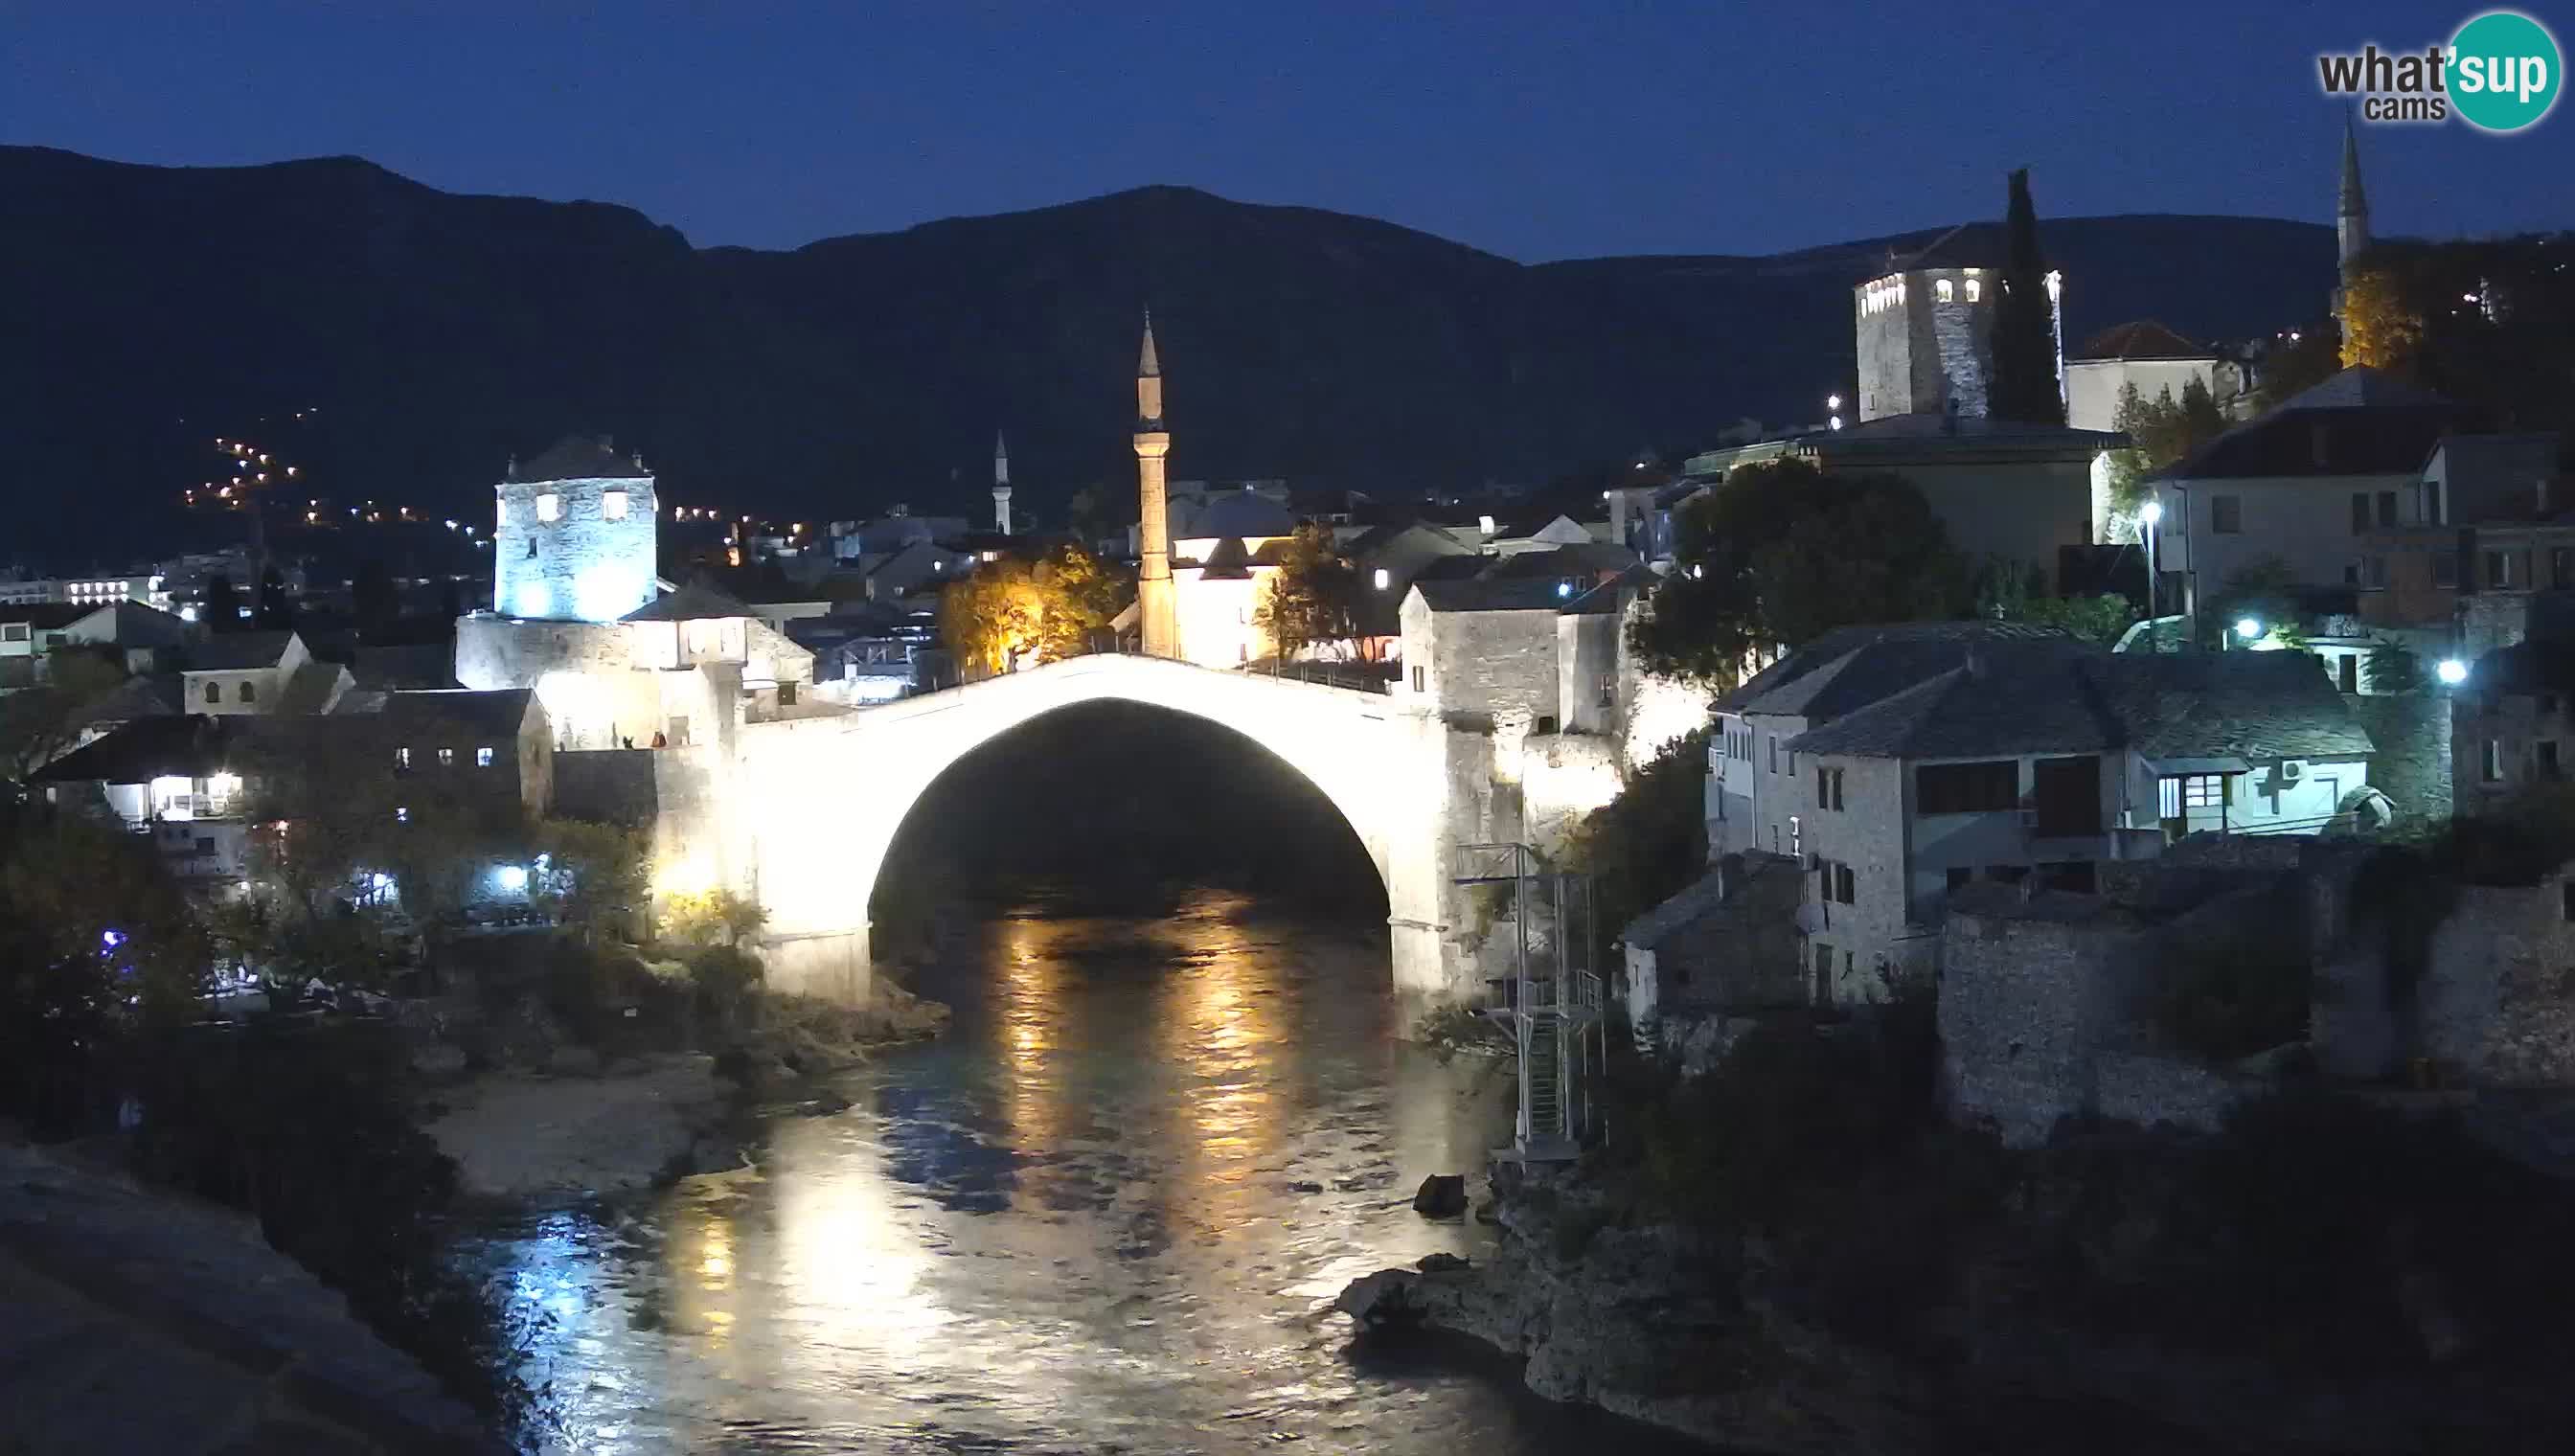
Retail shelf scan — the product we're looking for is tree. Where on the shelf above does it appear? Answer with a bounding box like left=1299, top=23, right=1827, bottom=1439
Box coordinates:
left=940, top=545, right=1131, bottom=677
left=1629, top=459, right=1969, bottom=685
left=255, top=565, right=293, bottom=629
left=657, top=887, right=766, bottom=948
left=352, top=558, right=399, bottom=641
left=1253, top=523, right=1365, bottom=665
left=1988, top=168, right=2065, bottom=426
left=0, top=648, right=127, bottom=789
left=2339, top=262, right=2425, bottom=372
left=2102, top=377, right=2228, bottom=523
left=1976, top=561, right=2139, bottom=645
left=1032, top=542, right=1130, bottom=662
left=531, top=819, right=649, bottom=944
left=2252, top=325, right=2345, bottom=413
left=2363, top=637, right=2427, bottom=694
left=201, top=573, right=240, bottom=632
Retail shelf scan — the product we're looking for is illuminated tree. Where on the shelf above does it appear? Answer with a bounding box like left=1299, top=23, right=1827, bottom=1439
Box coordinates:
left=2102, top=377, right=2227, bottom=518
left=1988, top=168, right=2065, bottom=426
left=1031, top=542, right=1130, bottom=662
left=940, top=544, right=1130, bottom=676
left=2339, top=264, right=2425, bottom=370
left=1254, top=523, right=1365, bottom=665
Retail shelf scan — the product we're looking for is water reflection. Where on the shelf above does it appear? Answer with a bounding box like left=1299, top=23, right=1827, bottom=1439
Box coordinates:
left=471, top=889, right=1701, bottom=1454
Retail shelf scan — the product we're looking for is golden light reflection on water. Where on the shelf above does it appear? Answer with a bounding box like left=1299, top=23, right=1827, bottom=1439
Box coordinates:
left=1159, top=912, right=1288, bottom=1240
left=996, top=914, right=1064, bottom=1153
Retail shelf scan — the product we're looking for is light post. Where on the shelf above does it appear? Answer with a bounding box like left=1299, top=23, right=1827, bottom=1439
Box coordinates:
left=2139, top=499, right=2163, bottom=646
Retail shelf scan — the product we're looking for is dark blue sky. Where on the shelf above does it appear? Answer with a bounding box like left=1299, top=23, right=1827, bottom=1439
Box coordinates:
left=5, top=2, right=2567, bottom=260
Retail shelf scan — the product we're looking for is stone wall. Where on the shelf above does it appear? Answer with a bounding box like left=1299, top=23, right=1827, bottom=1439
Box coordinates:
left=2093, top=1050, right=2247, bottom=1135
left=553, top=747, right=659, bottom=826
left=1940, top=899, right=2158, bottom=1147
left=2349, top=691, right=2451, bottom=824
left=493, top=470, right=657, bottom=623
left=1519, top=730, right=1623, bottom=858
left=2419, top=881, right=2575, bottom=1085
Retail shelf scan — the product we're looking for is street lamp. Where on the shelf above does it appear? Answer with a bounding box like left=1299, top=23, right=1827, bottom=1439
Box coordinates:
left=2235, top=617, right=2264, bottom=642
left=2138, top=500, right=2163, bottom=639
left=2436, top=658, right=2469, bottom=686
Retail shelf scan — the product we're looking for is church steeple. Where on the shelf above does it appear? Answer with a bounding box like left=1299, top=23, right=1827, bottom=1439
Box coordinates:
left=1132, top=310, right=1177, bottom=658
left=991, top=429, right=1013, bottom=536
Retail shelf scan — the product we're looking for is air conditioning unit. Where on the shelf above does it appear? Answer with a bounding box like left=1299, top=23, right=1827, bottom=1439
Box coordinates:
left=2278, top=761, right=2304, bottom=784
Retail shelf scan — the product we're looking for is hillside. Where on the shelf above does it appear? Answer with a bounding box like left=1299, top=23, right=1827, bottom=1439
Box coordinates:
left=0, top=147, right=2336, bottom=559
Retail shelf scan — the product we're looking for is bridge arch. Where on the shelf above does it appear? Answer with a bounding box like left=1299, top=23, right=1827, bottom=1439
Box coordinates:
left=718, top=655, right=1472, bottom=1007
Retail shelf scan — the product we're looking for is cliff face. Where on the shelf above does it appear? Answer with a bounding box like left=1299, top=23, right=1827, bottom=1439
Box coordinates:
left=0, top=146, right=2335, bottom=557
left=1340, top=1131, right=2575, bottom=1456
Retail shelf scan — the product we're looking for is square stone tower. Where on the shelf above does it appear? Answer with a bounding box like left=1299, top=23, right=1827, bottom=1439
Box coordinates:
left=1854, top=231, right=2061, bottom=423
left=493, top=435, right=658, bottom=623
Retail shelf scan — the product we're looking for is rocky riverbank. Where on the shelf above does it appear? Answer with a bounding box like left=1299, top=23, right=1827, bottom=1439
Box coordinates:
left=1338, top=1132, right=2575, bottom=1456
left=0, top=1139, right=492, bottom=1454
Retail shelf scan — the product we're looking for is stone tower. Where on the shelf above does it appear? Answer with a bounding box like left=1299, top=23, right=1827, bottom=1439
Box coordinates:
left=991, top=429, right=1013, bottom=535
left=492, top=434, right=657, bottom=623
left=1851, top=228, right=2060, bottom=424
left=1133, top=312, right=1178, bottom=658
left=2336, top=116, right=2372, bottom=326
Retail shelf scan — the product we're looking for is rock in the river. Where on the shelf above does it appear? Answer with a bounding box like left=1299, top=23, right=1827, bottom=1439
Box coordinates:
left=1417, top=1251, right=1470, bottom=1273
left=1334, top=1268, right=1423, bottom=1327
left=1411, top=1172, right=1468, bottom=1218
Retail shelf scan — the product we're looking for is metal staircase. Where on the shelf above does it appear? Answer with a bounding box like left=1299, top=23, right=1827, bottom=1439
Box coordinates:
left=1456, top=842, right=1604, bottom=1161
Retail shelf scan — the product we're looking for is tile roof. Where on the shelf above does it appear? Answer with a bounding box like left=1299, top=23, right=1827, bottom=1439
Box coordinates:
left=1413, top=579, right=1571, bottom=614
left=350, top=644, right=460, bottom=691
left=2074, top=321, right=2210, bottom=361
left=622, top=582, right=755, bottom=623
left=2161, top=367, right=2482, bottom=482
left=1787, top=645, right=2373, bottom=762
left=182, top=630, right=298, bottom=672
left=1718, top=621, right=2074, bottom=714
left=35, top=715, right=243, bottom=784
left=0, top=603, right=89, bottom=629
left=1480, top=541, right=1641, bottom=579
left=516, top=434, right=648, bottom=482
left=368, top=688, right=536, bottom=740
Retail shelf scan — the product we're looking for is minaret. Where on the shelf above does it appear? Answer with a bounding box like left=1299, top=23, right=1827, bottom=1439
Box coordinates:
left=1133, top=310, right=1178, bottom=658
left=2335, top=115, right=2371, bottom=327
left=991, top=430, right=1013, bottom=535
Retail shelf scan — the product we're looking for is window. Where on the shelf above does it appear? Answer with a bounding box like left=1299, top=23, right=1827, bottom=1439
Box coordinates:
left=536, top=492, right=562, bottom=522
left=2432, top=552, right=2459, bottom=588
left=2486, top=551, right=2514, bottom=589
left=395, top=746, right=411, bottom=770
left=1946, top=866, right=1973, bottom=892
left=2211, top=495, right=2242, bottom=534
left=1816, top=765, right=1844, bottom=810
left=1965, top=278, right=1982, bottom=303
left=1812, top=942, right=1833, bottom=1004
left=603, top=489, right=629, bottom=521
left=237, top=680, right=255, bottom=704
left=779, top=681, right=798, bottom=707
left=1768, top=738, right=1778, bottom=774
left=2540, top=740, right=2561, bottom=781
left=1789, top=814, right=1802, bottom=858
left=437, top=747, right=455, bottom=766
left=2484, top=739, right=2503, bottom=784
left=1787, top=749, right=1797, bottom=776
left=2351, top=492, right=2371, bottom=534
left=1936, top=278, right=1954, bottom=303
left=2364, top=555, right=2389, bottom=589
left=1411, top=666, right=1425, bottom=693
left=1834, top=863, right=1856, bottom=904
left=2181, top=774, right=2226, bottom=809
left=0, top=623, right=26, bottom=643
left=204, top=681, right=221, bottom=704
left=2378, top=490, right=2399, bottom=527
left=476, top=746, right=495, bottom=767
left=1915, top=760, right=2018, bottom=814
left=2339, top=654, right=2359, bottom=694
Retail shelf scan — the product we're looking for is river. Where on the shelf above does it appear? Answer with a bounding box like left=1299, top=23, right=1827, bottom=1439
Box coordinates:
left=464, top=886, right=1706, bottom=1453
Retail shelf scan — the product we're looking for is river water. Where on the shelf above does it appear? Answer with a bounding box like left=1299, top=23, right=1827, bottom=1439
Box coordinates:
left=469, top=888, right=1705, bottom=1453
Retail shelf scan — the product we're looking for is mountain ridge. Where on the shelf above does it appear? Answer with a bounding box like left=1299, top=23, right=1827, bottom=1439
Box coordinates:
left=0, top=147, right=2337, bottom=560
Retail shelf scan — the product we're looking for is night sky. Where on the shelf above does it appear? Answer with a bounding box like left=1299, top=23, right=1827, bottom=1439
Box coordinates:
left=5, top=3, right=2567, bottom=260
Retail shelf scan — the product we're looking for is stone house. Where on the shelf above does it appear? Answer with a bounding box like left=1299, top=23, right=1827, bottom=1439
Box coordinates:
left=2450, top=637, right=2575, bottom=811
left=2352, top=433, right=2568, bottom=662
left=177, top=630, right=351, bottom=717
left=1617, top=851, right=1807, bottom=1050
left=1707, top=621, right=2078, bottom=865
left=2146, top=367, right=2493, bottom=620
left=1397, top=580, right=1566, bottom=734
left=1787, top=645, right=2374, bottom=1002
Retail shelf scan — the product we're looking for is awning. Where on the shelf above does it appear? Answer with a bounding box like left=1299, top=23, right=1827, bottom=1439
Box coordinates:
left=2148, top=756, right=2251, bottom=777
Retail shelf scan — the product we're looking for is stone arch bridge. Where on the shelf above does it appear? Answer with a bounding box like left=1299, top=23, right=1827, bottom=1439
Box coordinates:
left=667, top=654, right=1516, bottom=1008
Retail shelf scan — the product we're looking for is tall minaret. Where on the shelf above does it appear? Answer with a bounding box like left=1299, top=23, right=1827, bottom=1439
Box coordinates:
left=991, top=429, right=1013, bottom=535
left=1133, top=310, right=1178, bottom=658
left=2335, top=115, right=2372, bottom=328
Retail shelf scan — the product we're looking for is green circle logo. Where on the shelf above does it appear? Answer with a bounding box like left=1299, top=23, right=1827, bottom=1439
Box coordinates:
left=2450, top=11, right=2562, bottom=132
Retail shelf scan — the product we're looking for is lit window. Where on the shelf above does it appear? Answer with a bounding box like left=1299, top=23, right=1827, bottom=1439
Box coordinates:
left=2182, top=775, right=2225, bottom=809
left=536, top=493, right=561, bottom=522
left=394, top=746, right=411, bottom=769
left=603, top=489, right=628, bottom=520
left=476, top=746, right=494, bottom=767
left=1936, top=279, right=1954, bottom=303
left=396, top=807, right=409, bottom=825
left=1965, top=279, right=1982, bottom=303
left=437, top=747, right=455, bottom=766
left=1374, top=567, right=1390, bottom=591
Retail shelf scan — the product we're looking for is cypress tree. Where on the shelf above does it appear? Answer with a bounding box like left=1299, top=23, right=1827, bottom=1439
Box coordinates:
left=1989, top=168, right=2065, bottom=425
